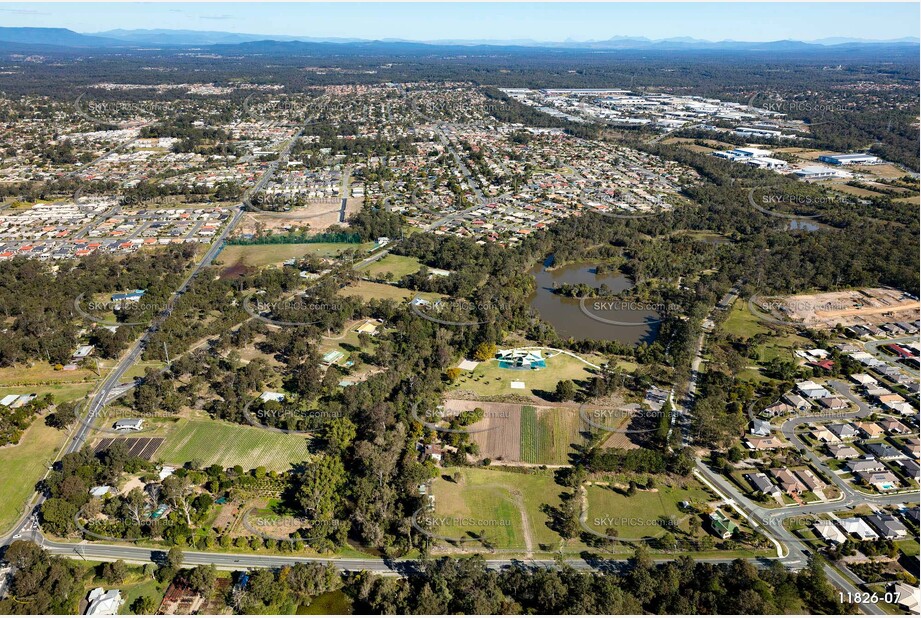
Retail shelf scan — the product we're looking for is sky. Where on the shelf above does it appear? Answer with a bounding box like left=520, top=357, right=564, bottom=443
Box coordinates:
left=0, top=2, right=917, bottom=43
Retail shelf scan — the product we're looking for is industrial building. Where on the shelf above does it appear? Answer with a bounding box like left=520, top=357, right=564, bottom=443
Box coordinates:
left=794, top=165, right=845, bottom=180
left=818, top=153, right=881, bottom=166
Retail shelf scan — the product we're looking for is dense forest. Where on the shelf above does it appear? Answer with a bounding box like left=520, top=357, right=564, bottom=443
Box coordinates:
left=348, top=553, right=857, bottom=615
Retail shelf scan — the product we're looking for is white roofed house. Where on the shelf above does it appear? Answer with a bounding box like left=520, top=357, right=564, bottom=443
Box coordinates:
left=827, top=444, right=860, bottom=460
left=849, top=373, right=878, bottom=388
left=796, top=380, right=831, bottom=399
left=838, top=517, right=879, bottom=541
left=888, top=582, right=920, bottom=614
left=113, top=418, right=143, bottom=432
left=812, top=521, right=846, bottom=544
left=750, top=419, right=772, bottom=437
left=85, top=588, right=122, bottom=615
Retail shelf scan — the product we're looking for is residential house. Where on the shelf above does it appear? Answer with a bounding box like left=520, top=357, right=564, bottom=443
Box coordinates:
left=746, top=472, right=782, bottom=500
left=888, top=582, right=920, bottom=614
left=812, top=428, right=841, bottom=444
left=887, top=401, right=917, bottom=416
left=763, top=402, right=794, bottom=417
left=86, top=588, right=122, bottom=615
left=750, top=419, right=772, bottom=437
left=782, top=393, right=811, bottom=412
left=827, top=444, right=860, bottom=459
left=854, top=421, right=884, bottom=439
left=878, top=393, right=906, bottom=407
left=796, top=380, right=831, bottom=399
left=864, top=442, right=906, bottom=461
left=771, top=468, right=807, bottom=495
left=709, top=509, right=738, bottom=540
left=745, top=436, right=785, bottom=451
left=895, top=458, right=920, bottom=481
left=850, top=373, right=878, bottom=388
left=900, top=438, right=921, bottom=458
left=866, top=513, right=909, bottom=540
left=838, top=517, right=879, bottom=540
left=828, top=423, right=858, bottom=441
left=795, top=468, right=827, bottom=492
left=847, top=458, right=886, bottom=474
left=880, top=419, right=910, bottom=435
left=818, top=397, right=848, bottom=410
left=857, top=469, right=900, bottom=491
left=812, top=521, right=846, bottom=544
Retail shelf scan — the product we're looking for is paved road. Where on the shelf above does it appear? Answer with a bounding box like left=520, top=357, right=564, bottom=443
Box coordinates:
left=39, top=536, right=760, bottom=576
left=778, top=382, right=918, bottom=503
left=693, top=461, right=886, bottom=615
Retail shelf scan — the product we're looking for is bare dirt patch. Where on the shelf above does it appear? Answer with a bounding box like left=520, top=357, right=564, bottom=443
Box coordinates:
left=444, top=399, right=522, bottom=462
left=771, top=288, right=919, bottom=328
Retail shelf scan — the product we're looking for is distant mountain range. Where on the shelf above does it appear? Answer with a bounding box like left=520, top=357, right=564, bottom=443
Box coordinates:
left=0, top=27, right=917, bottom=52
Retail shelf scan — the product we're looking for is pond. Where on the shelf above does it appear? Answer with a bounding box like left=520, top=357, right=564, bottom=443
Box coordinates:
left=528, top=258, right=660, bottom=345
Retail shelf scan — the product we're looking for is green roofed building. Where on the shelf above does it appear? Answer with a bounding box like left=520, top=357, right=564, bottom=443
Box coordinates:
left=709, top=509, right=737, bottom=540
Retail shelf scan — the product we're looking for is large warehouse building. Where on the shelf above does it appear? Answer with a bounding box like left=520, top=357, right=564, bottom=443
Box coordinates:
left=818, top=153, right=881, bottom=166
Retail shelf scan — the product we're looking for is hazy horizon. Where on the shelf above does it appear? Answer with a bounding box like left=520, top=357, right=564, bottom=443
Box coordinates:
left=0, top=2, right=917, bottom=43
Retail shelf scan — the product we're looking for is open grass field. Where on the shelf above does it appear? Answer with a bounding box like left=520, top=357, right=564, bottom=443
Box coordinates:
left=0, top=382, right=96, bottom=405
left=298, top=590, right=353, bottom=615
left=449, top=350, right=603, bottom=400
left=0, top=363, right=101, bottom=403
left=721, top=300, right=770, bottom=340
left=0, top=417, right=67, bottom=533
left=583, top=479, right=714, bottom=540
left=117, top=574, right=169, bottom=615
left=817, top=181, right=886, bottom=199
left=358, top=254, right=422, bottom=280
left=156, top=416, right=314, bottom=471
left=720, top=299, right=808, bottom=379
left=337, top=280, right=442, bottom=303
left=218, top=242, right=374, bottom=270
left=121, top=360, right=168, bottom=381
left=429, top=466, right=569, bottom=552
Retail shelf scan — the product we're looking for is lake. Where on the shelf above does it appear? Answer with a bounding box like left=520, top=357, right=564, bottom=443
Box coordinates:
left=528, top=258, right=660, bottom=345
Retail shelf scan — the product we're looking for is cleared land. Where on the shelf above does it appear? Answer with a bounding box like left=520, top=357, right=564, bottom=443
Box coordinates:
left=448, top=350, right=603, bottom=399
left=0, top=418, right=67, bottom=533
left=358, top=254, right=422, bottom=280
left=519, top=405, right=583, bottom=465
left=218, top=241, right=374, bottom=271
left=337, top=280, right=441, bottom=303
left=156, top=416, right=314, bottom=471
left=443, top=400, right=522, bottom=462
left=583, top=479, right=714, bottom=540
left=0, top=363, right=100, bottom=404
left=429, top=466, right=567, bottom=552
left=443, top=400, right=584, bottom=465
left=237, top=198, right=361, bottom=234
left=760, top=288, right=919, bottom=329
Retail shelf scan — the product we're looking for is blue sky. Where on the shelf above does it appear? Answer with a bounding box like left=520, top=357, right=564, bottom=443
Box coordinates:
left=0, top=3, right=917, bottom=42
